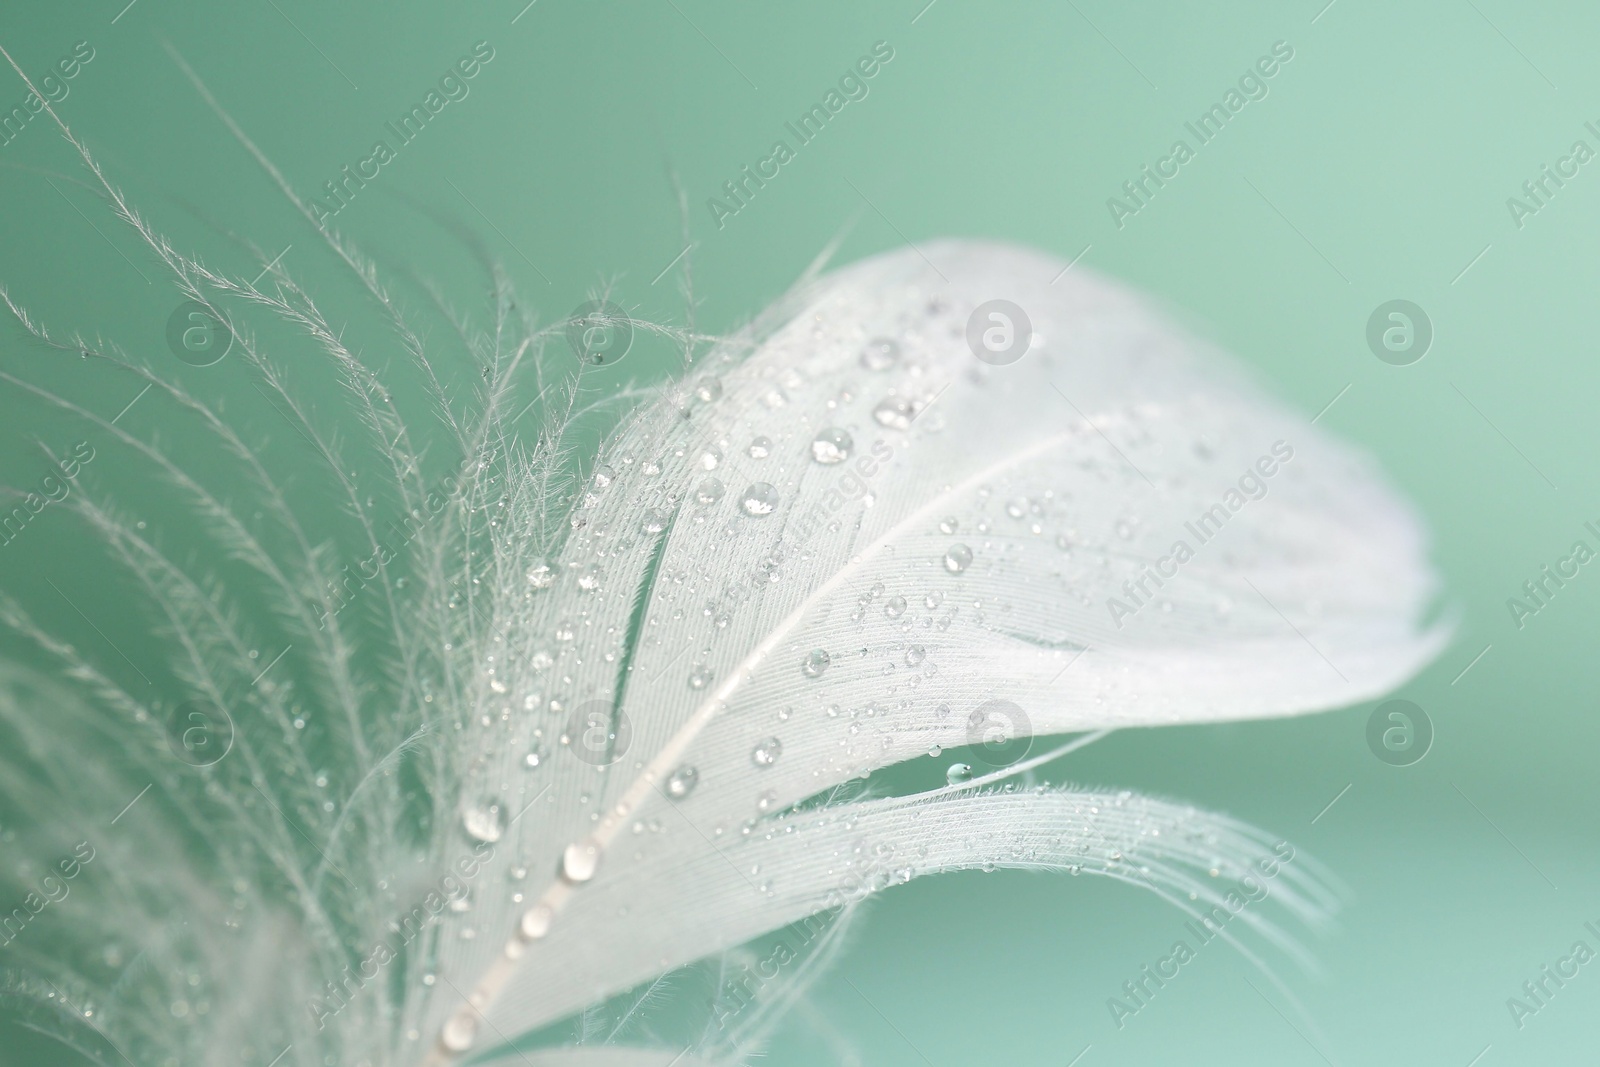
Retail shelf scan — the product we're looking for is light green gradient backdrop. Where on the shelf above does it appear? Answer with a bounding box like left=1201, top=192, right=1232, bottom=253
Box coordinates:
left=1, top=1, right=1597, bottom=1064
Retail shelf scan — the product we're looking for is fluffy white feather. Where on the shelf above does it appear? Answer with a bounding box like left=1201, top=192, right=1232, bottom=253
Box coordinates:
left=0, top=46, right=1443, bottom=1067
left=415, top=240, right=1444, bottom=1060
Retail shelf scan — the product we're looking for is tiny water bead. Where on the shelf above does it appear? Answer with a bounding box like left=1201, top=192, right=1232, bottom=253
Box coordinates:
left=811, top=427, right=853, bottom=464
left=802, top=649, right=831, bottom=678
left=700, top=445, right=724, bottom=471
left=695, top=378, right=723, bottom=403
left=860, top=337, right=901, bottom=371
left=938, top=517, right=958, bottom=535
left=462, top=798, right=507, bottom=844
left=688, top=665, right=715, bottom=689
left=525, top=561, right=555, bottom=589
left=748, top=436, right=773, bottom=459
left=577, top=565, right=603, bottom=592
left=561, top=839, right=601, bottom=883
left=520, top=903, right=553, bottom=940
left=884, top=596, right=907, bottom=618
left=592, top=464, right=617, bottom=488
left=943, top=543, right=973, bottom=573
left=741, top=482, right=779, bottom=517
left=695, top=478, right=725, bottom=505
left=640, top=508, right=670, bottom=534
left=523, top=749, right=543, bottom=769
left=946, top=762, right=974, bottom=785
left=905, top=645, right=926, bottom=666
left=872, top=397, right=915, bottom=431
left=440, top=1011, right=478, bottom=1053
left=751, top=737, right=783, bottom=767
left=666, top=765, right=700, bottom=799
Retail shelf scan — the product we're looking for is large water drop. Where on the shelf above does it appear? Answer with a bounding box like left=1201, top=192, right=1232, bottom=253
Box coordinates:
left=811, top=428, right=853, bottom=465
left=802, top=649, right=831, bottom=678
left=741, top=482, right=779, bottom=517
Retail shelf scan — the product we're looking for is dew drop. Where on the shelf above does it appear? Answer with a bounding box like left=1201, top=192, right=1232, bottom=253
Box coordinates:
left=860, top=337, right=901, bottom=371
left=748, top=436, right=772, bottom=459
left=943, top=544, right=973, bottom=573
left=689, top=664, right=714, bottom=689
left=938, top=517, right=958, bottom=535
left=640, top=508, right=670, bottom=534
left=884, top=596, right=907, bottom=619
left=592, top=464, right=617, bottom=488
left=523, top=749, right=543, bottom=769
left=577, top=564, right=603, bottom=592
left=905, top=645, right=926, bottom=666
left=751, top=737, right=783, bottom=767
left=695, top=378, right=723, bottom=403
left=462, top=799, right=506, bottom=844
left=810, top=427, right=853, bottom=465
left=519, top=904, right=553, bottom=940
left=802, top=649, right=831, bottom=678
left=756, top=789, right=779, bottom=813
left=560, top=839, right=601, bottom=883
left=695, top=478, right=725, bottom=505
left=741, top=482, right=779, bottom=517
left=440, top=1011, right=478, bottom=1053
left=700, top=446, right=723, bottom=471
left=872, top=397, right=915, bottom=431
left=946, top=762, right=974, bottom=785
left=666, top=765, right=699, bottom=799
left=525, top=562, right=555, bottom=589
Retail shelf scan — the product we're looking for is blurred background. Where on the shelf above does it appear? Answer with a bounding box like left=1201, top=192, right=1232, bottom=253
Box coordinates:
left=0, top=1, right=1596, bottom=1063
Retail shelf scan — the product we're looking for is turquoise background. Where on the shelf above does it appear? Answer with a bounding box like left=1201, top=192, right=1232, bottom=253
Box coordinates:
left=2, top=1, right=1598, bottom=1064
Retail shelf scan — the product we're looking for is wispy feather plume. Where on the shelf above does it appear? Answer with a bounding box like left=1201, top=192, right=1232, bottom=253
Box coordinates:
left=0, top=44, right=1442, bottom=1067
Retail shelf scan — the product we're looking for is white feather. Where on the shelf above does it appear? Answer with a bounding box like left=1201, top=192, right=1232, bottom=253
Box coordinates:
left=0, top=49, right=1443, bottom=1062
left=417, top=240, right=1444, bottom=1061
